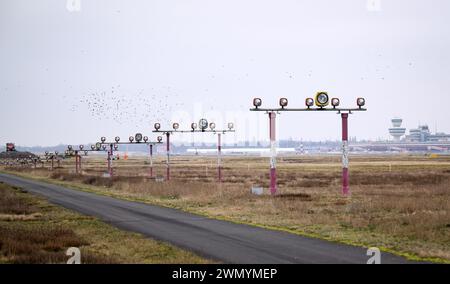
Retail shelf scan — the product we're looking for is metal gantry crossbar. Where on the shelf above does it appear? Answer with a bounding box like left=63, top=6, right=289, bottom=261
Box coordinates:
left=43, top=151, right=63, bottom=170
left=97, top=133, right=163, bottom=177
left=152, top=119, right=235, bottom=182
left=65, top=145, right=107, bottom=175
left=250, top=93, right=367, bottom=196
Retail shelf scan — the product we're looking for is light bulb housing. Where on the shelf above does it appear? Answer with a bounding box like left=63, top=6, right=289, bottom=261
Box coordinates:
left=135, top=133, right=143, bottom=142
left=331, top=98, right=340, bottom=108
left=357, top=97, right=366, bottom=108
left=154, top=123, right=161, bottom=131
left=305, top=98, right=314, bottom=108
left=253, top=98, right=262, bottom=108
left=315, top=92, right=329, bottom=108
left=199, top=119, right=208, bottom=131
left=279, top=98, right=288, bottom=108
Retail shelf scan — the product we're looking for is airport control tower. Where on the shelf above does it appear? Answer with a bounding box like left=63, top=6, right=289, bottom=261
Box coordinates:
left=389, top=118, right=406, bottom=141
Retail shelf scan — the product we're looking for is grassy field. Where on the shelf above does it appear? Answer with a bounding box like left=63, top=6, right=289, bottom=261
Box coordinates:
left=2, top=153, right=450, bottom=263
left=0, top=181, right=211, bottom=264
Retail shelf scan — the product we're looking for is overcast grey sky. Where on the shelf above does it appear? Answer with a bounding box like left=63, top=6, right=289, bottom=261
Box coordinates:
left=1, top=0, right=449, bottom=147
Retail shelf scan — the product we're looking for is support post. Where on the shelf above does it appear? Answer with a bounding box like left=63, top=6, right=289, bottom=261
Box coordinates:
left=149, top=144, right=154, bottom=178
left=166, top=133, right=170, bottom=181
left=341, top=113, right=350, bottom=195
left=217, top=133, right=222, bottom=182
left=269, top=111, right=277, bottom=195
left=75, top=151, right=79, bottom=174
left=51, top=157, right=54, bottom=171
left=108, top=144, right=113, bottom=177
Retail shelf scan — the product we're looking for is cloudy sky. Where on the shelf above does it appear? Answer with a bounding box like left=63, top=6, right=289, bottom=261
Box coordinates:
left=1, top=0, right=449, bottom=146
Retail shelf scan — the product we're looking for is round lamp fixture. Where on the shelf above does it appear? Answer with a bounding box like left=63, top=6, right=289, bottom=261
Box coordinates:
left=357, top=97, right=366, bottom=108
left=135, top=133, right=143, bottom=142
left=253, top=98, right=262, bottom=108
left=157, top=136, right=163, bottom=142
left=172, top=123, right=179, bottom=130
left=154, top=123, right=161, bottom=131
left=315, top=92, right=329, bottom=108
left=143, top=136, right=148, bottom=143
left=101, top=137, right=106, bottom=143
left=115, top=136, right=120, bottom=143
left=199, top=119, right=208, bottom=131
left=279, top=98, right=288, bottom=108
left=305, top=98, right=314, bottom=108
left=228, top=122, right=234, bottom=130
left=209, top=122, right=216, bottom=130
left=129, top=136, right=134, bottom=143
left=331, top=98, right=340, bottom=108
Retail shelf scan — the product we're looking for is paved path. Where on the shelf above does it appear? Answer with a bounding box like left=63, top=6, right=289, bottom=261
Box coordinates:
left=0, top=172, right=414, bottom=264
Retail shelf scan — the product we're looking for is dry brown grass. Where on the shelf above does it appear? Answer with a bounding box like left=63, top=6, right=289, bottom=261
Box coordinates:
left=2, top=154, right=450, bottom=262
left=0, top=181, right=210, bottom=264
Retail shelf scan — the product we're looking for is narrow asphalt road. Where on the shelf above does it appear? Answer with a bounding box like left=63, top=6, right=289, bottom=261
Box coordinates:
left=0, top=172, right=414, bottom=264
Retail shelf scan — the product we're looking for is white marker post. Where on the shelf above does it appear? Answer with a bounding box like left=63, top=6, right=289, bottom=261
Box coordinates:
left=269, top=111, right=277, bottom=195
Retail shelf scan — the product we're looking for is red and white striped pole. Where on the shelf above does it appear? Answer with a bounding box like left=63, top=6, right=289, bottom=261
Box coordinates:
left=217, top=133, right=222, bottom=182
left=149, top=144, right=154, bottom=178
left=269, top=111, right=277, bottom=195
left=341, top=113, right=350, bottom=195
left=166, top=132, right=171, bottom=181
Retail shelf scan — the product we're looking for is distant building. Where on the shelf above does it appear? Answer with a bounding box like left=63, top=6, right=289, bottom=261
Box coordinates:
left=405, top=125, right=450, bottom=142
left=389, top=118, right=406, bottom=141
left=388, top=118, right=450, bottom=143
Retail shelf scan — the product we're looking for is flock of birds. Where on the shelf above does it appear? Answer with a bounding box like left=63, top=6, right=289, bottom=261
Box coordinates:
left=69, top=85, right=184, bottom=128
left=59, top=58, right=415, bottom=128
